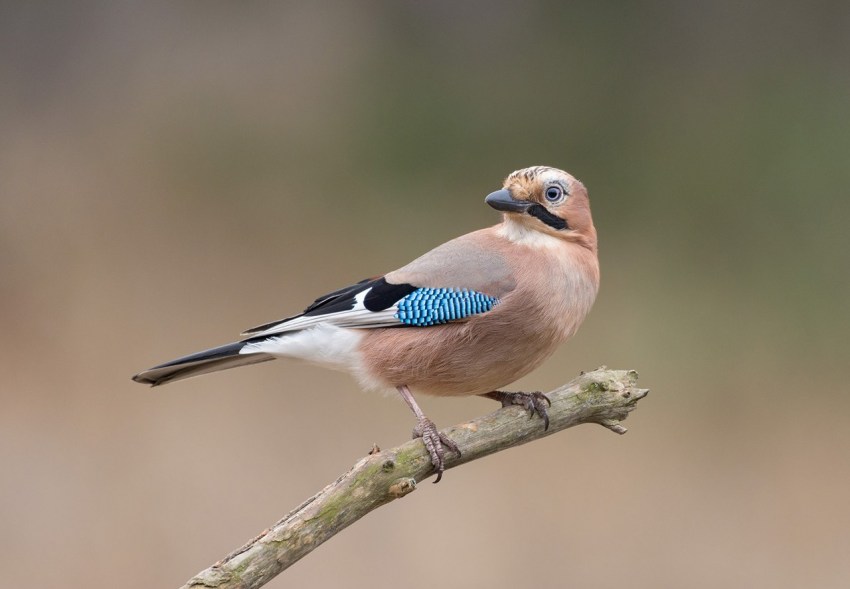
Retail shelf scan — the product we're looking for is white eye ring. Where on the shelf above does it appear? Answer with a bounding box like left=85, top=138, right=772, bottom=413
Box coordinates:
left=544, top=186, right=563, bottom=202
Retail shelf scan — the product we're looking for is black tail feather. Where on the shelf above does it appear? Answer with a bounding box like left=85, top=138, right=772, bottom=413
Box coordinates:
left=132, top=341, right=274, bottom=387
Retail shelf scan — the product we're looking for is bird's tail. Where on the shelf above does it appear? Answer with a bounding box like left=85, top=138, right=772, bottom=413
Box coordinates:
left=131, top=341, right=275, bottom=387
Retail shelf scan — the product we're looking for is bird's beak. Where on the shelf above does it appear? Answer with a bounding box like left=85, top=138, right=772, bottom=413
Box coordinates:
left=485, top=189, right=532, bottom=213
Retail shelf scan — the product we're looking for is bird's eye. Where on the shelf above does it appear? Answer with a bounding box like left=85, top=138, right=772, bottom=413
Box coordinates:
left=545, top=186, right=563, bottom=202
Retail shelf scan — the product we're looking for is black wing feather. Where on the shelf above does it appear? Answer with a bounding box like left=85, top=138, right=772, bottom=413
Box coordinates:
left=241, top=277, right=416, bottom=335
left=302, top=277, right=375, bottom=314
left=242, top=278, right=375, bottom=334
left=363, top=279, right=417, bottom=311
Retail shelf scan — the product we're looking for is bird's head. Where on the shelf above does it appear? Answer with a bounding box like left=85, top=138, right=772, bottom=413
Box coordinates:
left=486, top=166, right=596, bottom=251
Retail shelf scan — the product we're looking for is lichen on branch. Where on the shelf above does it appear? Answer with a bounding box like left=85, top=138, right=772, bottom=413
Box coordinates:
left=179, top=367, right=648, bottom=589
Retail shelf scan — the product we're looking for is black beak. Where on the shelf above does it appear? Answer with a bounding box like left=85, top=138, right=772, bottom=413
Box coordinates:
left=485, top=189, right=532, bottom=213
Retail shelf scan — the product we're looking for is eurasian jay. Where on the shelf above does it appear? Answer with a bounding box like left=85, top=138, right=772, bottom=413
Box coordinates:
left=133, top=166, right=599, bottom=481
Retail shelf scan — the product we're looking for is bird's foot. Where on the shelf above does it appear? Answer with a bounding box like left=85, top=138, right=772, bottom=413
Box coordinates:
left=483, top=390, right=552, bottom=431
left=412, top=417, right=460, bottom=484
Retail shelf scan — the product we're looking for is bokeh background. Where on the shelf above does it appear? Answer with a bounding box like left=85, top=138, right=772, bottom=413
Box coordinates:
left=2, top=2, right=849, bottom=587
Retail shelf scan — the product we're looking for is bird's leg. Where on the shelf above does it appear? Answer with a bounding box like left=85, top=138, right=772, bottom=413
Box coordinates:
left=482, top=390, right=552, bottom=431
left=396, top=385, right=460, bottom=483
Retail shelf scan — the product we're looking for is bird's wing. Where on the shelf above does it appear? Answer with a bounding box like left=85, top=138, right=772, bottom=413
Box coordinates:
left=240, top=230, right=516, bottom=339
left=240, top=278, right=378, bottom=335
left=385, top=229, right=516, bottom=294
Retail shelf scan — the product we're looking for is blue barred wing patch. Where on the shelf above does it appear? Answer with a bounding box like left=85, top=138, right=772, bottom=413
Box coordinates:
left=395, top=288, right=499, bottom=327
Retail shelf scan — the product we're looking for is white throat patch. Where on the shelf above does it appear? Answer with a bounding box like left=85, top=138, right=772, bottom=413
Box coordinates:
left=496, top=218, right=563, bottom=250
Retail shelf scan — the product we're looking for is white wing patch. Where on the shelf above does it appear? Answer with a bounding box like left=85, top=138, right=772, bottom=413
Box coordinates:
left=244, top=288, right=401, bottom=339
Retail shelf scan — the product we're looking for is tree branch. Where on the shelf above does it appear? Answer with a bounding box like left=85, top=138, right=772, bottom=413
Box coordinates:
left=179, top=367, right=648, bottom=589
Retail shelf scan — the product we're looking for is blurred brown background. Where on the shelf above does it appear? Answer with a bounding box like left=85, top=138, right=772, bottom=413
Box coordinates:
left=2, top=2, right=849, bottom=587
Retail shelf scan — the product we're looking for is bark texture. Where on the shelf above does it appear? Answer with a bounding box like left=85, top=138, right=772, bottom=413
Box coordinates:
left=180, top=367, right=648, bottom=589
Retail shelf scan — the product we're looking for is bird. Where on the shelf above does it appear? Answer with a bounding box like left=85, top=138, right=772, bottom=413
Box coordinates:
left=132, top=165, right=599, bottom=482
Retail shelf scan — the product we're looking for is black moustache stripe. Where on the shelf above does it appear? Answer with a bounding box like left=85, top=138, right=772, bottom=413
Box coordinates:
left=527, top=204, right=569, bottom=230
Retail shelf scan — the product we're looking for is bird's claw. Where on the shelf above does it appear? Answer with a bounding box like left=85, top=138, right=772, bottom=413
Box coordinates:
left=485, top=390, right=552, bottom=431
left=412, top=417, right=461, bottom=483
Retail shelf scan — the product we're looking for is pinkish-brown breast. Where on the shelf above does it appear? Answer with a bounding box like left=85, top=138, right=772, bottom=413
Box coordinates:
left=357, top=227, right=599, bottom=396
